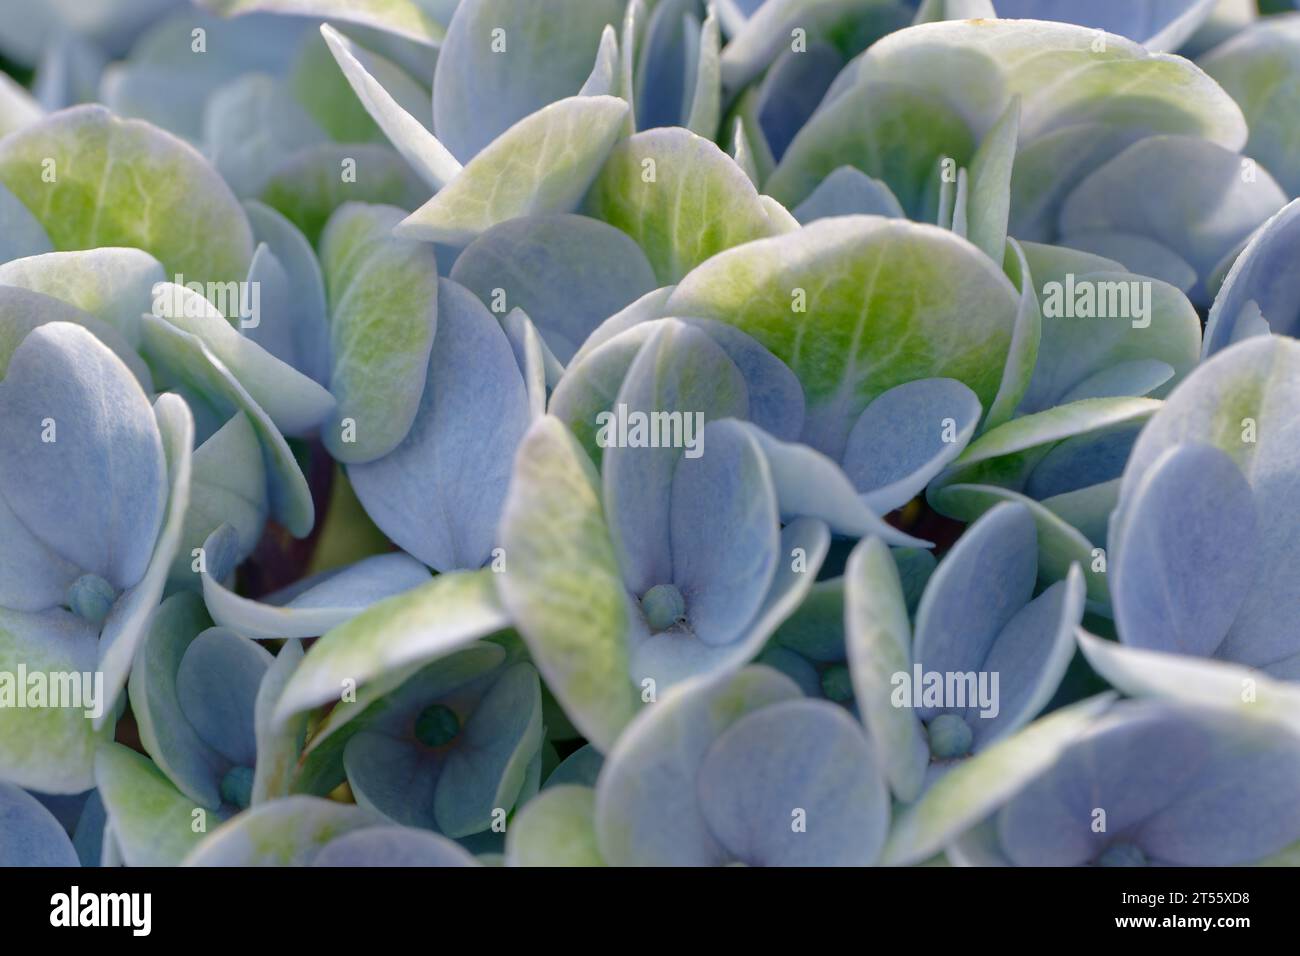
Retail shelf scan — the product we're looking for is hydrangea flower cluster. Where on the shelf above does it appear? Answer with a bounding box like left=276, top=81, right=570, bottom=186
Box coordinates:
left=1, top=0, right=1298, bottom=869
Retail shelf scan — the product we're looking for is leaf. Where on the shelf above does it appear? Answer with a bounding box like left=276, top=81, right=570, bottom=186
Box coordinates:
left=319, top=25, right=461, bottom=192
left=95, top=744, right=217, bottom=867
left=196, top=0, right=447, bottom=46
left=273, top=570, right=510, bottom=724
left=496, top=417, right=639, bottom=753
left=259, top=143, right=426, bottom=245
left=183, top=796, right=383, bottom=865
left=585, top=127, right=778, bottom=284
left=0, top=246, right=164, bottom=349
left=140, top=316, right=314, bottom=536
left=666, top=216, right=1020, bottom=459
left=505, top=785, right=605, bottom=866
left=0, top=105, right=254, bottom=284
left=397, top=96, right=630, bottom=246
left=199, top=524, right=431, bottom=641
left=319, top=203, right=439, bottom=464
left=766, top=81, right=975, bottom=217
left=0, top=607, right=106, bottom=793
left=150, top=282, right=336, bottom=438
left=845, top=536, right=928, bottom=802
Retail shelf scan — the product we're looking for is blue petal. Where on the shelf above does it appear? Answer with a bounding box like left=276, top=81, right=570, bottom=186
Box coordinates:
left=1112, top=443, right=1259, bottom=660
left=594, top=666, right=803, bottom=866
left=602, top=320, right=749, bottom=594
left=434, top=0, right=625, bottom=161
left=311, top=826, right=480, bottom=866
left=449, top=214, right=657, bottom=364
left=1205, top=198, right=1300, bottom=355
left=727, top=420, right=928, bottom=547
left=792, top=166, right=906, bottom=224
left=242, top=200, right=331, bottom=386
left=201, top=524, right=432, bottom=640
left=0, top=783, right=79, bottom=866
left=696, top=698, right=889, bottom=866
left=968, top=566, right=1084, bottom=749
left=667, top=418, right=779, bottom=649
left=913, top=502, right=1037, bottom=702
left=436, top=662, right=543, bottom=837
left=349, top=278, right=531, bottom=572
left=0, top=322, right=165, bottom=593
left=843, top=378, right=981, bottom=514
left=176, top=627, right=274, bottom=767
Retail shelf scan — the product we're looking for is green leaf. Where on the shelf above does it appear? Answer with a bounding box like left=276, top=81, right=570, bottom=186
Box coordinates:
left=496, top=417, right=639, bottom=752
left=964, top=95, right=1019, bottom=264
left=585, top=127, right=778, bottom=284
left=259, top=143, right=426, bottom=245
left=666, top=216, right=1020, bottom=458
left=505, top=785, right=606, bottom=866
left=0, top=607, right=109, bottom=793
left=140, top=317, right=314, bottom=536
left=0, top=105, right=254, bottom=284
left=196, top=0, right=447, bottom=46
left=845, top=536, right=928, bottom=803
left=396, top=96, right=630, bottom=246
left=273, top=570, right=511, bottom=724
left=319, top=203, right=438, bottom=463
left=766, top=82, right=976, bottom=217
left=0, top=247, right=164, bottom=349
left=318, top=25, right=460, bottom=192
left=183, top=796, right=383, bottom=865
left=95, top=743, right=218, bottom=867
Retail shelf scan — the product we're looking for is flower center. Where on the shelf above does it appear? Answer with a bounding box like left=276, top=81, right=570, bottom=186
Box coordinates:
left=820, top=664, right=854, bottom=703
left=641, top=583, right=687, bottom=632
left=927, top=713, right=973, bottom=759
left=415, top=704, right=461, bottom=748
left=67, top=574, right=117, bottom=625
left=1098, top=842, right=1147, bottom=867
left=220, top=766, right=254, bottom=810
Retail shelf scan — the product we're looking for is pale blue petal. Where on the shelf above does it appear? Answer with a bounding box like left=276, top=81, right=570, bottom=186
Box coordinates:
left=696, top=698, right=889, bottom=866
left=349, top=279, right=531, bottom=572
